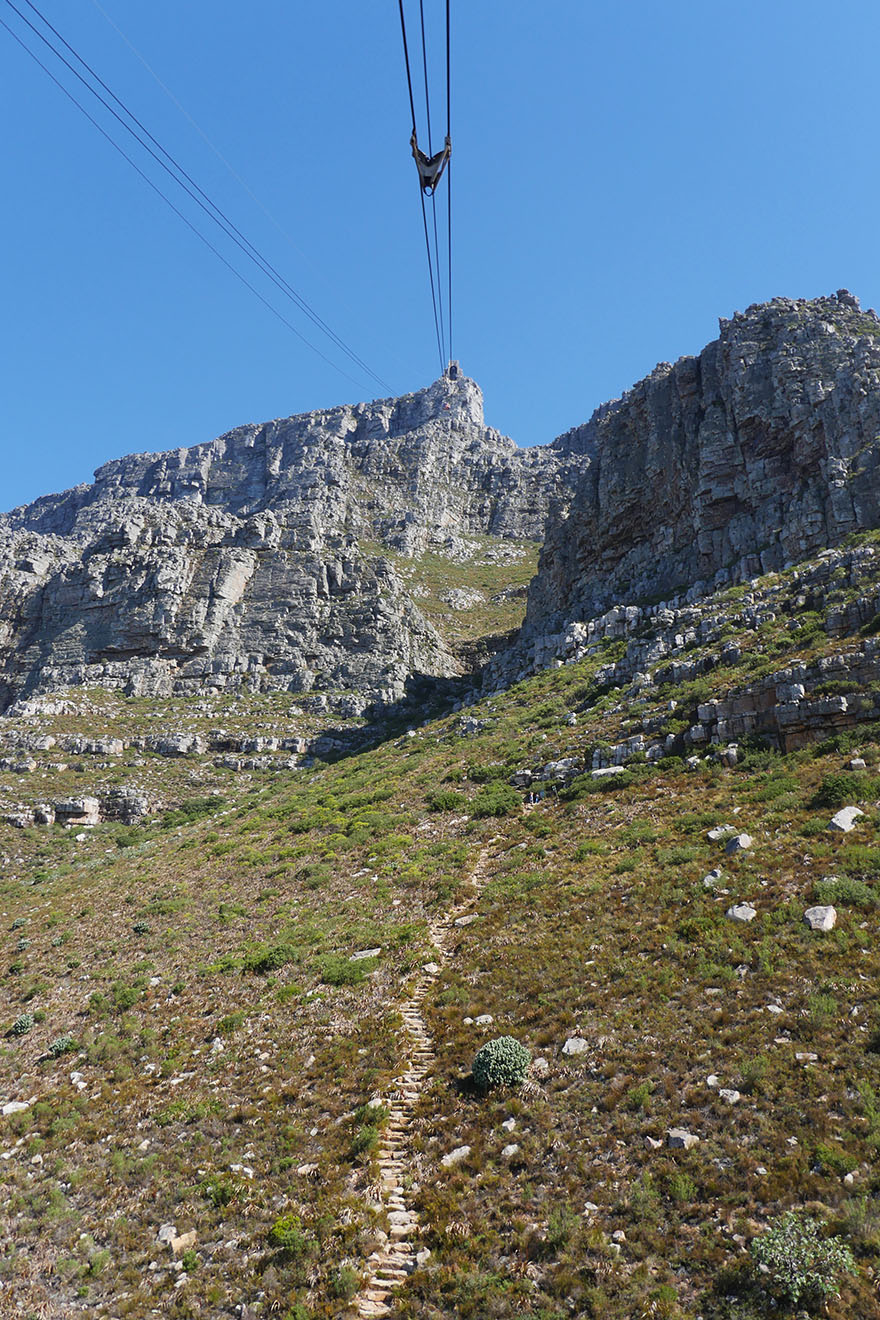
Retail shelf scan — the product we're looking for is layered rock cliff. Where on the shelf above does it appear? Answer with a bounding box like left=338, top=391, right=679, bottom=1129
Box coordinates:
left=0, top=372, right=584, bottom=712
left=5, top=292, right=880, bottom=717
left=523, top=291, right=880, bottom=641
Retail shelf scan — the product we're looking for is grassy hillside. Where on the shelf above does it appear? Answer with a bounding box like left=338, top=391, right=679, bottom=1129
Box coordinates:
left=3, top=548, right=880, bottom=1318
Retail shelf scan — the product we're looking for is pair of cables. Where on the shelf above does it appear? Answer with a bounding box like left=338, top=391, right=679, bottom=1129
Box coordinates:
left=398, top=0, right=453, bottom=376
left=1, top=0, right=393, bottom=394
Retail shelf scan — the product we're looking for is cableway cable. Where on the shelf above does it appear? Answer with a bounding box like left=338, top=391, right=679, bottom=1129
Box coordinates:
left=0, top=14, right=372, bottom=392
left=398, top=0, right=453, bottom=377
left=445, top=0, right=452, bottom=364
left=3, top=0, right=392, bottom=393
left=89, top=0, right=404, bottom=378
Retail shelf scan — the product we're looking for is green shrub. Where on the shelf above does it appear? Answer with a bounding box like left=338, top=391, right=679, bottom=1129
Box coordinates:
left=161, top=796, right=224, bottom=828
left=242, top=941, right=298, bottom=974
left=427, top=789, right=465, bottom=812
left=573, top=840, right=607, bottom=859
left=749, top=1211, right=855, bottom=1304
left=319, top=954, right=374, bottom=986
left=268, top=1214, right=316, bottom=1258
left=813, top=1142, right=858, bottom=1176
left=471, top=783, right=520, bottom=818
left=9, top=1013, right=34, bottom=1037
left=329, top=1265, right=360, bottom=1300
left=349, top=1124, right=379, bottom=1158
left=815, top=875, right=877, bottom=909
left=472, top=1035, right=531, bottom=1091
left=809, top=771, right=880, bottom=808
left=467, top=763, right=509, bottom=784
left=666, top=1171, right=697, bottom=1204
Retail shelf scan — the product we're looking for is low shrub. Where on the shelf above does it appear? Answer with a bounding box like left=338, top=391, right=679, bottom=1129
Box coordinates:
left=471, top=784, right=520, bottom=818
left=467, top=763, right=509, bottom=784
left=319, top=955, right=374, bottom=986
left=427, top=789, right=465, bottom=812
left=815, top=874, right=877, bottom=909
left=161, top=796, right=224, bottom=828
left=9, top=1013, right=34, bottom=1037
left=472, top=1035, right=531, bottom=1091
left=810, top=771, right=880, bottom=808
left=749, top=1211, right=855, bottom=1305
left=268, top=1214, right=316, bottom=1258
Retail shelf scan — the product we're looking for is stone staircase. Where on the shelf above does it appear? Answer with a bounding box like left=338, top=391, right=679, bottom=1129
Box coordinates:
left=351, top=845, right=493, bottom=1318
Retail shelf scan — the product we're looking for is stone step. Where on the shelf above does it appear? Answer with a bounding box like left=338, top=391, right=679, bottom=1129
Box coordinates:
left=356, top=1300, right=391, bottom=1317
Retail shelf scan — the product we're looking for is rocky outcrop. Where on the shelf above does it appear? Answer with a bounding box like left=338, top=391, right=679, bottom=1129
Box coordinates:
left=0, top=373, right=584, bottom=712
left=523, top=291, right=880, bottom=640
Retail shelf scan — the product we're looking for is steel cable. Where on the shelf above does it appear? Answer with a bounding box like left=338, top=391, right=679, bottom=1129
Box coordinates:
left=5, top=0, right=392, bottom=392
left=0, top=14, right=371, bottom=391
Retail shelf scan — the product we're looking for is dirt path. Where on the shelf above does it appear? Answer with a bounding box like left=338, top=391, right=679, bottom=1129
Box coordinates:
left=352, top=843, right=493, bottom=1319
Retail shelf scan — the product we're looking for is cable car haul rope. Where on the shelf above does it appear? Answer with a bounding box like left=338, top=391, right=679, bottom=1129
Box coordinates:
left=397, top=0, right=453, bottom=377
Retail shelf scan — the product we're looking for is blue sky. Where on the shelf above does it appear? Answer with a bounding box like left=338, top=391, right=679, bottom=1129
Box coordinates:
left=3, top=0, right=880, bottom=511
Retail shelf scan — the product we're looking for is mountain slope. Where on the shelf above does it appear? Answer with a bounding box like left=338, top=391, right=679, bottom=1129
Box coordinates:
left=5, top=295, right=880, bottom=1319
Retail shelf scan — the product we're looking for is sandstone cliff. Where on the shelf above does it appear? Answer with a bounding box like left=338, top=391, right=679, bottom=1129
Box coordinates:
left=0, top=373, right=583, bottom=712
left=523, top=291, right=880, bottom=639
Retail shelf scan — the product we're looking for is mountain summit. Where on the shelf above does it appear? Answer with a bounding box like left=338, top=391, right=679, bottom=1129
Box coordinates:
left=0, top=371, right=584, bottom=713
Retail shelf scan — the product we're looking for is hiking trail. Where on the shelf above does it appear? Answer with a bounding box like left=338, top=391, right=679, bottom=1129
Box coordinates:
left=351, top=841, right=494, bottom=1318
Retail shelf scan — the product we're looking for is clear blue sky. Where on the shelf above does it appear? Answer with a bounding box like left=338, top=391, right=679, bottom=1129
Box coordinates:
left=3, top=0, right=880, bottom=512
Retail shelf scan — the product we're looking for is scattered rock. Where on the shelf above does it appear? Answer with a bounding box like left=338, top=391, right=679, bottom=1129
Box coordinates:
left=804, top=905, right=837, bottom=932
left=474, top=1014, right=494, bottom=1027
left=707, top=825, right=736, bottom=842
left=170, top=1231, right=197, bottom=1257
left=718, top=1089, right=741, bottom=1105
left=666, top=1128, right=700, bottom=1150
left=501, top=1143, right=520, bottom=1160
left=349, top=947, right=381, bottom=961
left=441, top=1145, right=471, bottom=1168
left=591, top=765, right=626, bottom=779
left=726, top=903, right=757, bottom=923
left=453, top=913, right=479, bottom=927
left=725, top=832, right=753, bottom=855
left=829, top=806, right=864, bottom=833
left=1, top=1100, right=30, bottom=1116
left=561, top=1037, right=589, bottom=1056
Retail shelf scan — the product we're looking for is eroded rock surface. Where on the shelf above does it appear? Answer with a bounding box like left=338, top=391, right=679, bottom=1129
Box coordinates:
left=0, top=374, right=584, bottom=712
left=524, top=292, right=880, bottom=640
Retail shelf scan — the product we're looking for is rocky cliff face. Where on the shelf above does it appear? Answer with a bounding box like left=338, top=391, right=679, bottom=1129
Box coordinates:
left=0, top=372, right=583, bottom=712
left=6, top=293, right=880, bottom=717
left=522, top=292, right=880, bottom=642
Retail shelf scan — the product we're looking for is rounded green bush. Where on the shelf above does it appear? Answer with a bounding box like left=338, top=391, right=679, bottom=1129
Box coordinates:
left=472, top=1035, right=531, bottom=1091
